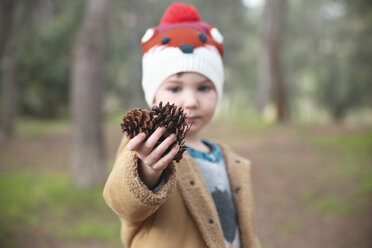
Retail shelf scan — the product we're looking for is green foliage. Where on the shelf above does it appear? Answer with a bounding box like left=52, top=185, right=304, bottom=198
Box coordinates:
left=4, top=0, right=372, bottom=121
left=284, top=0, right=372, bottom=121
left=0, top=172, right=120, bottom=246
left=17, top=0, right=84, bottom=118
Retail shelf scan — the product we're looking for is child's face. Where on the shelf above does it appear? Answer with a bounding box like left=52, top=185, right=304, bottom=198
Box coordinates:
left=153, top=72, right=218, bottom=136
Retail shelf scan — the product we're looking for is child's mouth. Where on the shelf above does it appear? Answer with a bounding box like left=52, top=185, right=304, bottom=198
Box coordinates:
left=186, top=116, right=199, bottom=123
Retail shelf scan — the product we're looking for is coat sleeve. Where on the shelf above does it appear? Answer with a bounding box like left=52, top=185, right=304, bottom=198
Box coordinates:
left=103, top=136, right=177, bottom=223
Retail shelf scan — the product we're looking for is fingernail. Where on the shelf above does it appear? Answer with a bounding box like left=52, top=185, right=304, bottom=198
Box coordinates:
left=169, top=133, right=176, bottom=139
left=173, top=144, right=179, bottom=150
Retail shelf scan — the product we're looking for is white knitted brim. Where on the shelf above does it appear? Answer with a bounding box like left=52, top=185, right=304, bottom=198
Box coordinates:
left=141, top=45, right=224, bottom=107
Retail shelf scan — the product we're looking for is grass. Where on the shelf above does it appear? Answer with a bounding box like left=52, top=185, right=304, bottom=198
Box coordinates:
left=56, top=219, right=120, bottom=241
left=302, top=192, right=355, bottom=215
left=281, top=219, right=302, bottom=234
left=313, top=130, right=372, bottom=152
left=0, top=171, right=120, bottom=247
left=299, top=126, right=372, bottom=215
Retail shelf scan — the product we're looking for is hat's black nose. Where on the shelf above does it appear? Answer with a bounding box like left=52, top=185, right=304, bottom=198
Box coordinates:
left=180, top=44, right=194, bottom=54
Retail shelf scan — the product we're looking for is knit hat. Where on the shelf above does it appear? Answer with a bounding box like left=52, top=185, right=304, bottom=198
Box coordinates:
left=140, top=2, right=224, bottom=106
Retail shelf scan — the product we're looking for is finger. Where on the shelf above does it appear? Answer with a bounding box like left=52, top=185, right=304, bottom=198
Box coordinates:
left=152, top=144, right=179, bottom=171
left=143, top=133, right=176, bottom=165
left=141, top=127, right=165, bottom=155
left=127, top=132, right=146, bottom=151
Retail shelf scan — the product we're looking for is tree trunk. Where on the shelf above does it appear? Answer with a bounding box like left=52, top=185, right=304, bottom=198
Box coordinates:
left=128, top=0, right=146, bottom=108
left=70, top=0, right=111, bottom=188
left=0, top=0, right=22, bottom=140
left=258, top=0, right=288, bottom=122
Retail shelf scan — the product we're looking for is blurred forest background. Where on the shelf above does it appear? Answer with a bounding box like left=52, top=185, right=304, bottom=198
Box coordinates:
left=0, top=0, right=371, bottom=247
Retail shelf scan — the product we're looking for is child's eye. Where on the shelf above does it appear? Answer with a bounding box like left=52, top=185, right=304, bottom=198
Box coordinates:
left=198, top=85, right=211, bottom=92
left=168, top=86, right=181, bottom=93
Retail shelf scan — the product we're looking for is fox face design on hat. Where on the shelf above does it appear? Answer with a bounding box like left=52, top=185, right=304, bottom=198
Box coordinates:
left=140, top=2, right=225, bottom=106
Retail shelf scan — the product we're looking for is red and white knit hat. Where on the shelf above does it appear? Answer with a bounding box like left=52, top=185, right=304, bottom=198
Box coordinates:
left=140, top=2, right=224, bottom=106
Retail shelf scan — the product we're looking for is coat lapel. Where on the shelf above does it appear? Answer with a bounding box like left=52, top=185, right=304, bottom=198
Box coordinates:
left=220, top=144, right=259, bottom=248
left=177, top=152, right=225, bottom=248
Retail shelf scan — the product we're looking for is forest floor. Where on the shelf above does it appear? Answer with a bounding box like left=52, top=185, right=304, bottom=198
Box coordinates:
left=0, top=118, right=371, bottom=248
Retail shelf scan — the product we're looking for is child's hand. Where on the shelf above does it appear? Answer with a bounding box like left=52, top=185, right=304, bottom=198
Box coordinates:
left=127, top=127, right=180, bottom=189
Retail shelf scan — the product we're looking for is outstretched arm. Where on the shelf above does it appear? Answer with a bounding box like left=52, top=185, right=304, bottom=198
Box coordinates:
left=103, top=129, right=178, bottom=223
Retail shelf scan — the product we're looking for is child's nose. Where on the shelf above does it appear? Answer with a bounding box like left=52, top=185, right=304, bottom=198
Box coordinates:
left=183, top=91, right=198, bottom=108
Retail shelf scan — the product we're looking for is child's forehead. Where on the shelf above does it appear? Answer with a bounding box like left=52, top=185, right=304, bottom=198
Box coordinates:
left=164, top=72, right=212, bottom=84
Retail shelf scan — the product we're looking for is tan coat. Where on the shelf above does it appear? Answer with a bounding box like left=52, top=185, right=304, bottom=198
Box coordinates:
left=103, top=136, right=260, bottom=248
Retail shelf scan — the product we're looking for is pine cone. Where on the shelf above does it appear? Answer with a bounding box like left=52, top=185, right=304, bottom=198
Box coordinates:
left=120, top=102, right=191, bottom=163
left=151, top=102, right=191, bottom=162
left=120, top=108, right=153, bottom=138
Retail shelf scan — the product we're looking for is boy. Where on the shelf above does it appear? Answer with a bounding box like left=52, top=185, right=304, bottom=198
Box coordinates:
left=103, top=2, right=260, bottom=248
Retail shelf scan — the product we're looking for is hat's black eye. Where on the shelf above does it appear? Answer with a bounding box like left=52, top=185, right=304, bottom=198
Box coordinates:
left=199, top=33, right=207, bottom=43
left=161, top=36, right=170, bottom=44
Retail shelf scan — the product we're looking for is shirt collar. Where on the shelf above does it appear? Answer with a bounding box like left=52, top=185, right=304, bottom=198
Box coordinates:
left=187, top=139, right=222, bottom=163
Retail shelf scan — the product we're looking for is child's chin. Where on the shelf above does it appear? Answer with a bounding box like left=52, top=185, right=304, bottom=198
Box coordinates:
left=188, top=125, right=201, bottom=134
